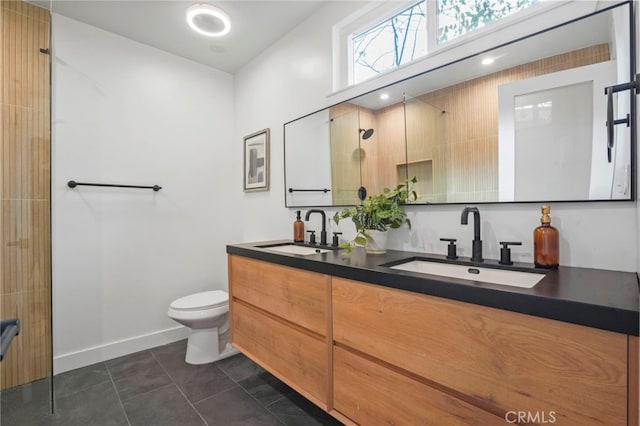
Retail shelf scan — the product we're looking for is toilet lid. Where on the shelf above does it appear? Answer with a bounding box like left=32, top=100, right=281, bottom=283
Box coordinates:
left=170, top=290, right=228, bottom=311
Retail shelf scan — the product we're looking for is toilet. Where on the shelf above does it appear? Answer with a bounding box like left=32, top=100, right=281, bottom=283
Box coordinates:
left=167, top=290, right=238, bottom=365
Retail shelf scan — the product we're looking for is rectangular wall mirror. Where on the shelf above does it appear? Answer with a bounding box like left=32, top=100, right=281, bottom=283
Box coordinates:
left=284, top=1, right=635, bottom=207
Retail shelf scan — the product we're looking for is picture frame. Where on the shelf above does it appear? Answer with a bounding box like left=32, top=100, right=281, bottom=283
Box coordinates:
left=243, top=128, right=270, bottom=192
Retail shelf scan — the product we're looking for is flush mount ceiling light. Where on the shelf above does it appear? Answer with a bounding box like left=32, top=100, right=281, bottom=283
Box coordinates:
left=186, top=4, right=231, bottom=37
left=481, top=57, right=495, bottom=66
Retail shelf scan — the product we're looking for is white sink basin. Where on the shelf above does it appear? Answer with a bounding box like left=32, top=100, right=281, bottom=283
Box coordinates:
left=261, top=244, right=331, bottom=256
left=389, top=260, right=545, bottom=288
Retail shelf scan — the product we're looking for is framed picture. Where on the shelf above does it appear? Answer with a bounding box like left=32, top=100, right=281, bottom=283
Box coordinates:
left=243, top=128, right=270, bottom=192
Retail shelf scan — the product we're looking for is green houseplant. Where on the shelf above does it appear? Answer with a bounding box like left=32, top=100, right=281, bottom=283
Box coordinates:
left=333, top=177, right=417, bottom=254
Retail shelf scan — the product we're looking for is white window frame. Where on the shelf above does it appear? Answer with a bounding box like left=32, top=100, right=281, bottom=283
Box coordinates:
left=333, top=1, right=418, bottom=91
left=332, top=0, right=586, bottom=95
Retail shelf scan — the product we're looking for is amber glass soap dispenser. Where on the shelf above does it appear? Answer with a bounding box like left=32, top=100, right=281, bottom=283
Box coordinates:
left=293, top=210, right=305, bottom=242
left=533, top=205, right=559, bottom=269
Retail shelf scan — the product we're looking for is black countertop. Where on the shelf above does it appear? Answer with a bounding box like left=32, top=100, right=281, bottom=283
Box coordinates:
left=227, top=241, right=640, bottom=336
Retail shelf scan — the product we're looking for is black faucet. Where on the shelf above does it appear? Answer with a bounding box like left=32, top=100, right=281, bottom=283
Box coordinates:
left=461, top=206, right=483, bottom=262
left=304, top=209, right=327, bottom=246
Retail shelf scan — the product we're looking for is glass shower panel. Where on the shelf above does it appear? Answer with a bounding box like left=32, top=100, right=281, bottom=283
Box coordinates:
left=329, top=103, right=362, bottom=205
left=0, top=0, right=53, bottom=423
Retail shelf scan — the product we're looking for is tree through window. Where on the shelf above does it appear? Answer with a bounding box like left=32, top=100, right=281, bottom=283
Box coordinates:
left=349, top=0, right=539, bottom=85
left=437, top=0, right=539, bottom=43
left=352, top=1, right=427, bottom=84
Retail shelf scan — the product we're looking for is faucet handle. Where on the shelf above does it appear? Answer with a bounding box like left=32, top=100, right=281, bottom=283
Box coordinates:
left=307, top=230, right=316, bottom=245
left=440, top=238, right=458, bottom=260
left=499, top=241, right=522, bottom=265
left=332, top=232, right=342, bottom=247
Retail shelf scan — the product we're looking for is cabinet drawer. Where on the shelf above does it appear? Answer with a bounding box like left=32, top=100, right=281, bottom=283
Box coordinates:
left=334, top=346, right=503, bottom=426
left=332, top=277, right=627, bottom=425
left=229, top=255, right=328, bottom=336
left=232, top=301, right=328, bottom=405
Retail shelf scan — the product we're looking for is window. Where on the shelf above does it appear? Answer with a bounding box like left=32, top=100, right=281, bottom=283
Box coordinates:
left=351, top=2, right=427, bottom=85
left=437, top=0, right=539, bottom=43
left=347, top=0, right=539, bottom=86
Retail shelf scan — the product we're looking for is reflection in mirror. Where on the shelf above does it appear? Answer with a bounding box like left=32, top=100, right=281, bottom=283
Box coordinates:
left=284, top=2, right=634, bottom=207
left=404, top=94, right=446, bottom=203
left=285, top=109, right=333, bottom=205
left=513, top=82, right=593, bottom=201
left=329, top=103, right=361, bottom=205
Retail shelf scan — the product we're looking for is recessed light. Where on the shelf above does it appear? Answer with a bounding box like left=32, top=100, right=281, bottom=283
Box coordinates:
left=186, top=4, right=231, bottom=37
left=380, top=93, right=389, bottom=100
left=481, top=57, right=494, bottom=65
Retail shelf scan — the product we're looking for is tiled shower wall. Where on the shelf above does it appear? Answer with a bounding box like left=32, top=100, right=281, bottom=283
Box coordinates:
left=0, top=0, right=51, bottom=390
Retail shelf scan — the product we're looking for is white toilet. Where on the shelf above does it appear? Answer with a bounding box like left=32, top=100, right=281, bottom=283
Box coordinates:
left=167, top=290, right=238, bottom=365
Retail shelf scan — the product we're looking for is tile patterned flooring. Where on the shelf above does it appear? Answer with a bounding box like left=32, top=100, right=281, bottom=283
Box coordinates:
left=0, top=339, right=344, bottom=425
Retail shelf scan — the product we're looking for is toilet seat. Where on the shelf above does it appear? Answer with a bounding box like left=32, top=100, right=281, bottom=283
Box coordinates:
left=170, top=290, right=228, bottom=311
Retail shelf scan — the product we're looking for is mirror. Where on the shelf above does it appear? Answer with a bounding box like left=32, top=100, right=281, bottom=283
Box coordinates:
left=284, top=2, right=634, bottom=207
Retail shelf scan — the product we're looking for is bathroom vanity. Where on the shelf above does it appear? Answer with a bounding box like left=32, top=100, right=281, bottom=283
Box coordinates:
left=226, top=242, right=639, bottom=425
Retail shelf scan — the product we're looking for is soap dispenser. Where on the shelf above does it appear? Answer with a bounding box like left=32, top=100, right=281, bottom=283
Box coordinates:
left=293, top=211, right=304, bottom=242
left=533, top=205, right=559, bottom=269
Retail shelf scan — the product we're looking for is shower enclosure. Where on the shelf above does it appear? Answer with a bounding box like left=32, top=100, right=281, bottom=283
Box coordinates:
left=0, top=0, right=53, bottom=422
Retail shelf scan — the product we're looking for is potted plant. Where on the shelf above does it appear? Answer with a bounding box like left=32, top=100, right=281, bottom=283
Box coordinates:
left=333, top=177, right=417, bottom=254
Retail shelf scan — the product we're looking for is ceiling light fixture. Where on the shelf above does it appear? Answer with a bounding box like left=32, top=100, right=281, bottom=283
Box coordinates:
left=481, top=57, right=495, bottom=65
left=380, top=93, right=389, bottom=100
left=186, top=4, right=231, bottom=37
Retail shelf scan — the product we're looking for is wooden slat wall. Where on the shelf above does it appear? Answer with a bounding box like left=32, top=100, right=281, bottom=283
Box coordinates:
left=358, top=107, right=381, bottom=196
left=404, top=97, right=446, bottom=203
left=373, top=104, right=406, bottom=194
left=0, top=0, right=51, bottom=390
left=329, top=103, right=362, bottom=205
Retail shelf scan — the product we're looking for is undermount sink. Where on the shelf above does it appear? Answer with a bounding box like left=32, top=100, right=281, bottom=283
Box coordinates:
left=258, top=243, right=331, bottom=256
left=387, top=259, right=546, bottom=288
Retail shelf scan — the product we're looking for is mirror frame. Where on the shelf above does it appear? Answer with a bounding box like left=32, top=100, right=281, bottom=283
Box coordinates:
left=284, top=1, right=636, bottom=208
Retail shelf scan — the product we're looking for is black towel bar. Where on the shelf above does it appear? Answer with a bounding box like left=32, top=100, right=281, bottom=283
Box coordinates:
left=68, top=181, right=161, bottom=191
left=288, top=188, right=331, bottom=193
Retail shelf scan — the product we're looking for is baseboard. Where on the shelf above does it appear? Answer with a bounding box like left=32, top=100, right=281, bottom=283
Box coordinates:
left=53, top=326, right=190, bottom=375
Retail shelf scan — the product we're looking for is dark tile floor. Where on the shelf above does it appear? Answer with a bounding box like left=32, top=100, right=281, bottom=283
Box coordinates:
left=0, top=339, right=343, bottom=426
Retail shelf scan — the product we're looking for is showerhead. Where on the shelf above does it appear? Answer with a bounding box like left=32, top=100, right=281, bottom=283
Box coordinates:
left=359, top=128, right=374, bottom=140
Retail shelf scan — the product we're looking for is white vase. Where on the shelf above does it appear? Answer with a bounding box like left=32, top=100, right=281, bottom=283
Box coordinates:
left=365, top=229, right=388, bottom=254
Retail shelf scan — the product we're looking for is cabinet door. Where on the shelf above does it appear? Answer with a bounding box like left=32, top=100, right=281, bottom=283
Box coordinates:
left=232, top=301, right=328, bottom=405
left=333, top=278, right=628, bottom=425
left=334, top=346, right=504, bottom=426
left=229, top=255, right=328, bottom=336
left=630, top=336, right=639, bottom=425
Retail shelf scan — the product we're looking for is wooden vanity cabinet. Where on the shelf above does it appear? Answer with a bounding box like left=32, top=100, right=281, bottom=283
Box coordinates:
left=228, top=255, right=330, bottom=408
left=228, top=253, right=633, bottom=425
left=332, top=277, right=629, bottom=425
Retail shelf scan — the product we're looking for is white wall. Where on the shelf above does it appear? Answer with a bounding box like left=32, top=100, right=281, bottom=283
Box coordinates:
left=235, top=2, right=638, bottom=272
left=234, top=1, right=365, bottom=242
left=52, top=15, right=236, bottom=373
left=51, top=1, right=639, bottom=374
